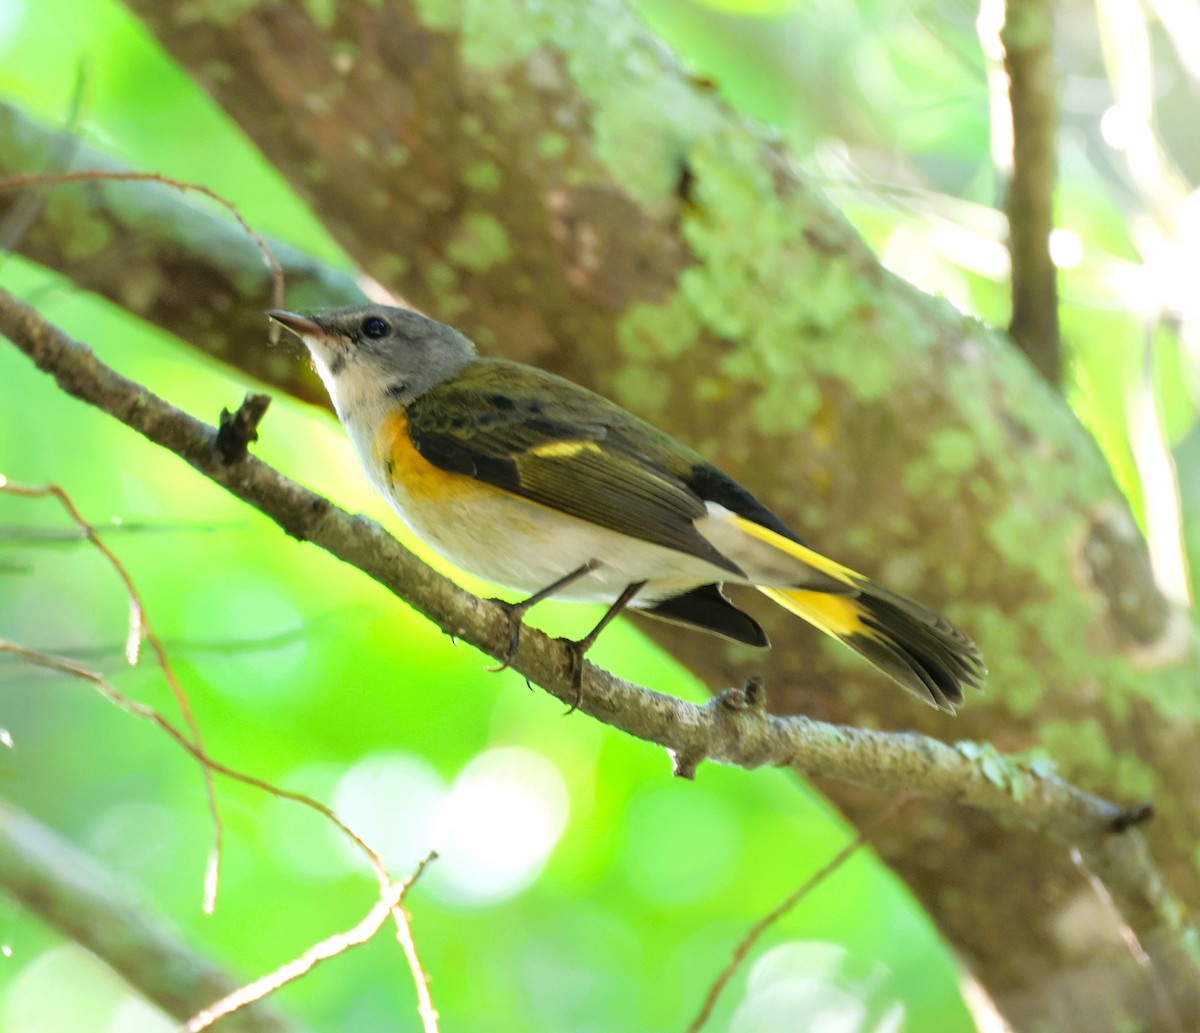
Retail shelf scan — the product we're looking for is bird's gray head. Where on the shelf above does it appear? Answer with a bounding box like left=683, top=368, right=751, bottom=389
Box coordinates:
left=268, top=304, right=476, bottom=417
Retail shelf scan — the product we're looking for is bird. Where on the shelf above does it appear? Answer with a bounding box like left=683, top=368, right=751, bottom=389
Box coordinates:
left=268, top=304, right=984, bottom=713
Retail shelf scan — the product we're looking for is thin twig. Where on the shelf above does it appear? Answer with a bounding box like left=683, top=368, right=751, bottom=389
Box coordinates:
left=0, top=477, right=224, bottom=911
left=388, top=854, right=441, bottom=1033
left=684, top=794, right=911, bottom=1033
left=183, top=853, right=439, bottom=1033
left=1070, top=847, right=1183, bottom=1033
left=1, top=641, right=438, bottom=1029
left=0, top=63, right=87, bottom=255
left=0, top=641, right=381, bottom=876
left=0, top=169, right=285, bottom=319
left=0, top=105, right=352, bottom=409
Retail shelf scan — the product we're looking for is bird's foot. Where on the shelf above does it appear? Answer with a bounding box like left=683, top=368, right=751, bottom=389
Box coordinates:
left=557, top=580, right=646, bottom=715
left=485, top=563, right=601, bottom=675
left=486, top=599, right=527, bottom=673
left=557, top=637, right=589, bottom=714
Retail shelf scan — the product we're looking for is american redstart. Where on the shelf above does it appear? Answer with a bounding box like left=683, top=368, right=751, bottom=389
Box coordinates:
left=269, top=305, right=984, bottom=713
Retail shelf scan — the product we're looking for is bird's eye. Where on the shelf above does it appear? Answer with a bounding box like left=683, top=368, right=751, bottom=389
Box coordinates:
left=361, top=316, right=390, bottom=339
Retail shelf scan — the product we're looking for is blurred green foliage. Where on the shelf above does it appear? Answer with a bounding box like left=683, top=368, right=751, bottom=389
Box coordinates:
left=4, top=0, right=1196, bottom=1029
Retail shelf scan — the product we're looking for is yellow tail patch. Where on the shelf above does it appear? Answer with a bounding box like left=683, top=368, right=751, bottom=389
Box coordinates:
left=735, top=514, right=983, bottom=713
left=732, top=516, right=882, bottom=643
left=760, top=588, right=878, bottom=640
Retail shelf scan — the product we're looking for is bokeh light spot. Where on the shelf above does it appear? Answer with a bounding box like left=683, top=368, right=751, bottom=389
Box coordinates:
left=430, top=746, right=569, bottom=905
left=735, top=942, right=903, bottom=1033
left=332, top=752, right=446, bottom=872
left=0, top=945, right=133, bottom=1032
left=1049, top=229, right=1083, bottom=270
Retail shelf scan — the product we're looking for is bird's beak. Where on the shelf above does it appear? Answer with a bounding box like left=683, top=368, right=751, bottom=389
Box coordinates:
left=267, top=310, right=324, bottom=338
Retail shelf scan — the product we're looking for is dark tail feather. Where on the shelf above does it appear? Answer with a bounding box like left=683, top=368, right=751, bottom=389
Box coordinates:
left=637, top=584, right=769, bottom=648
left=726, top=512, right=983, bottom=711
left=761, top=582, right=985, bottom=714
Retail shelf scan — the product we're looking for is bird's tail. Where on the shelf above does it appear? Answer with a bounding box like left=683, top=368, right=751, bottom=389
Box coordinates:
left=734, top=517, right=985, bottom=713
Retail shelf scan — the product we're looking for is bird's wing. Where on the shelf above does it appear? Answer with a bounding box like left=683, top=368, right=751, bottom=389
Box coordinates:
left=405, top=362, right=744, bottom=575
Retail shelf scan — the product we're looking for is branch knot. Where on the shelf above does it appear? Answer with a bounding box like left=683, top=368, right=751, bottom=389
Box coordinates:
left=214, top=393, right=270, bottom=464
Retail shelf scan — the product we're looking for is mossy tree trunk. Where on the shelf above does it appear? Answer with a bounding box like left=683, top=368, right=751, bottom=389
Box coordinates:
left=12, top=0, right=1200, bottom=1028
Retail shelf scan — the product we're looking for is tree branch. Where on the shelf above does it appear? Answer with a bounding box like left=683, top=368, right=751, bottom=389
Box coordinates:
left=1003, top=0, right=1061, bottom=384
left=0, top=103, right=361, bottom=409
left=0, top=795, right=303, bottom=1033
left=3, top=286, right=1196, bottom=1019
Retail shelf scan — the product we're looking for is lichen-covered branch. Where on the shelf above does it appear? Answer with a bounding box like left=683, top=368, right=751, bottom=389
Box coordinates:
left=0, top=103, right=361, bottom=409
left=1003, top=0, right=1061, bottom=384
left=3, top=287, right=1198, bottom=1029
left=0, top=795, right=302, bottom=1033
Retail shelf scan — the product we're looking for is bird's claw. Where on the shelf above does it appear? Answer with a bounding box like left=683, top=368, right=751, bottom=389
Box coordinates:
left=487, top=601, right=525, bottom=673
left=559, top=638, right=586, bottom=715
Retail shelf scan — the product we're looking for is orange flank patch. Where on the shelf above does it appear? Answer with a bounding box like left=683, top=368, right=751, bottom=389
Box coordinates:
left=372, top=410, right=489, bottom=503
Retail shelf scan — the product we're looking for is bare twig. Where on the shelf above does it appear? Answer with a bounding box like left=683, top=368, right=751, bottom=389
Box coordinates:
left=183, top=853, right=439, bottom=1033
left=0, top=64, right=86, bottom=254
left=0, top=103, right=358, bottom=410
left=0, top=476, right=224, bottom=911
left=0, top=168, right=285, bottom=322
left=1002, top=0, right=1061, bottom=384
left=0, top=641, right=437, bottom=1029
left=0, top=795, right=300, bottom=1033
left=388, top=855, right=441, bottom=1033
left=0, top=642, right=378, bottom=870
left=1070, top=847, right=1183, bottom=1033
left=685, top=794, right=910, bottom=1033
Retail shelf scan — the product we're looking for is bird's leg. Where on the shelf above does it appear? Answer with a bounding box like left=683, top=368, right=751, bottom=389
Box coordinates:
left=488, top=560, right=600, bottom=673
left=562, top=580, right=647, bottom=713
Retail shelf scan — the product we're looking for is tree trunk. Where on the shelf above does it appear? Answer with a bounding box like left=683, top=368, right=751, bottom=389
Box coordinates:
left=16, top=0, right=1200, bottom=1027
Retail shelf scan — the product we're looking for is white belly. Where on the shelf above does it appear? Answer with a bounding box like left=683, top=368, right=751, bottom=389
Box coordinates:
left=393, top=487, right=736, bottom=604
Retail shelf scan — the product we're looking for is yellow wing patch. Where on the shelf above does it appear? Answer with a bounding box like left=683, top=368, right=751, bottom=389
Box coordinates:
left=528, top=440, right=604, bottom=460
